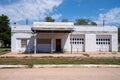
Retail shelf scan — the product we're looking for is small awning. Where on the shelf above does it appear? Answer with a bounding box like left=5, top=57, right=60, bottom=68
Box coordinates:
left=31, top=27, right=74, bottom=33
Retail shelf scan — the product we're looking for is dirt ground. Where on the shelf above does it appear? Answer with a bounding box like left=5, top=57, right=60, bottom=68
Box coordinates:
left=0, top=68, right=120, bottom=80
left=0, top=52, right=120, bottom=58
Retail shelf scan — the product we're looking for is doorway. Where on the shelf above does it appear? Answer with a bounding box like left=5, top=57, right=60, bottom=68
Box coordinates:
left=56, top=39, right=61, bottom=52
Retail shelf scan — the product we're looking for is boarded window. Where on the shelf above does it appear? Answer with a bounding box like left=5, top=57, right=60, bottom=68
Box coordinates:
left=37, top=39, right=51, bottom=44
left=21, top=39, right=27, bottom=48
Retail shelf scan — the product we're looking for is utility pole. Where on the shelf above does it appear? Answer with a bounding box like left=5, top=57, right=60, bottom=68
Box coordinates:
left=103, top=19, right=105, bottom=26
left=26, top=19, right=28, bottom=25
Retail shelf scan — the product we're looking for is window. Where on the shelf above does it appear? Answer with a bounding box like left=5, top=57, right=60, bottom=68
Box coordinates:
left=96, top=36, right=111, bottom=45
left=70, top=37, right=84, bottom=45
left=21, top=39, right=27, bottom=48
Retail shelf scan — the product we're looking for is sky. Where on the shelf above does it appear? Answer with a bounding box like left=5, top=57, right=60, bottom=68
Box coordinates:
left=0, top=0, right=120, bottom=26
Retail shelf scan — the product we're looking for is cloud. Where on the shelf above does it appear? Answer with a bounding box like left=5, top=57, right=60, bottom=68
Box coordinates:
left=52, top=13, right=62, bottom=19
left=96, top=8, right=120, bottom=25
left=99, top=8, right=106, bottom=11
left=0, top=0, right=63, bottom=23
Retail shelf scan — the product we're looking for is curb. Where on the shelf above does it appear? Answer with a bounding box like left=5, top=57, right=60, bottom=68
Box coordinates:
left=33, top=64, right=120, bottom=68
left=0, top=65, right=28, bottom=68
left=0, top=64, right=120, bottom=69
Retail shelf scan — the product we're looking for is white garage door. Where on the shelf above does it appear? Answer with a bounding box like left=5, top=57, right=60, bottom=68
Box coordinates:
left=37, top=39, right=51, bottom=52
left=96, top=35, right=111, bottom=52
left=70, top=35, right=85, bottom=52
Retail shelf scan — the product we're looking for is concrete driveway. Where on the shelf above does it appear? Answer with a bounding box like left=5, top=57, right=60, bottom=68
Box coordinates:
left=0, top=68, right=120, bottom=80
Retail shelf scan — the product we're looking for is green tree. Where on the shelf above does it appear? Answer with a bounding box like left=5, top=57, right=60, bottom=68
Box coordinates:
left=61, top=19, right=69, bottom=22
left=118, top=28, right=120, bottom=44
left=45, top=16, right=55, bottom=22
left=74, top=18, right=97, bottom=26
left=0, top=14, right=11, bottom=47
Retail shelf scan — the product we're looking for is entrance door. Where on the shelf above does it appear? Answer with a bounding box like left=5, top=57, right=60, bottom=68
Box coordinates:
left=56, top=39, right=61, bottom=52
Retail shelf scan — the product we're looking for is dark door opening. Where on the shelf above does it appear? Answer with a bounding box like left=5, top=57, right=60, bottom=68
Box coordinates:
left=56, top=39, right=61, bottom=52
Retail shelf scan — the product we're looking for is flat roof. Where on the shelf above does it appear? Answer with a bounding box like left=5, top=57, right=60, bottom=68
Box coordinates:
left=33, top=22, right=74, bottom=26
left=31, top=27, right=74, bottom=33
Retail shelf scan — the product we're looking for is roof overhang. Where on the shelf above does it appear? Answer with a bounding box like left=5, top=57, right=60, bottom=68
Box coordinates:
left=31, top=27, right=74, bottom=33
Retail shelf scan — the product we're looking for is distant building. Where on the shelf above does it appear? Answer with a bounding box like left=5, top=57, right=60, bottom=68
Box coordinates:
left=11, top=22, right=118, bottom=53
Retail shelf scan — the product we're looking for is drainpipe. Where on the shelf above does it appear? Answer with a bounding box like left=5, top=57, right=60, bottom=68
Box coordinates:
left=103, top=19, right=105, bottom=26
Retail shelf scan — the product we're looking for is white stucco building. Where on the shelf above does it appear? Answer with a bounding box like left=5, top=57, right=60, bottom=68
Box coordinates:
left=11, top=22, right=118, bottom=53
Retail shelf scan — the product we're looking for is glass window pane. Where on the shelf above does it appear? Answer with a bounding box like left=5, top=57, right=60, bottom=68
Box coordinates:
left=21, top=39, right=27, bottom=48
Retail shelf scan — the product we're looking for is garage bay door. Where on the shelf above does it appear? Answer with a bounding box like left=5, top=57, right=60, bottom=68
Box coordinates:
left=96, top=35, right=111, bottom=52
left=70, top=35, right=85, bottom=52
left=37, top=39, right=51, bottom=52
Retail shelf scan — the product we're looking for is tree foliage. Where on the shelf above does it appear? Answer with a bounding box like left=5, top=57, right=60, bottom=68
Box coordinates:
left=118, top=28, right=120, bottom=44
left=0, top=14, right=11, bottom=47
left=74, top=18, right=97, bottom=26
left=61, top=19, right=69, bottom=22
left=45, top=16, right=55, bottom=22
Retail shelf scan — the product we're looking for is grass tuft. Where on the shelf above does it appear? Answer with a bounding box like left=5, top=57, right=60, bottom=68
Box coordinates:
left=0, top=57, right=120, bottom=65
left=82, top=53, right=90, bottom=57
left=0, top=48, right=10, bottom=55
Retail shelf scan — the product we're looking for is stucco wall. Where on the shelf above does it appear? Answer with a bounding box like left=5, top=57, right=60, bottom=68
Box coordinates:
left=85, top=34, right=96, bottom=52
left=36, top=33, right=70, bottom=52
left=11, top=32, right=33, bottom=52
left=11, top=23, right=118, bottom=53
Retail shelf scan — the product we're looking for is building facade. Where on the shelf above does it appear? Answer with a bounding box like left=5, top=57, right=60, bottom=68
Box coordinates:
left=11, top=22, right=118, bottom=53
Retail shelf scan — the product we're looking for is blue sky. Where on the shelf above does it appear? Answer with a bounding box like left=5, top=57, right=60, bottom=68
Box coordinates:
left=0, top=0, right=120, bottom=26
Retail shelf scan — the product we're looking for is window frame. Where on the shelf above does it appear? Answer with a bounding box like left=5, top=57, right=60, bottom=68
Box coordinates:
left=21, top=39, right=27, bottom=48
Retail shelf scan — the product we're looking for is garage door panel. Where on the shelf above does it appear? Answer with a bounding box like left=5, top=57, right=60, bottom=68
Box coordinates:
left=71, top=35, right=85, bottom=52
left=96, top=35, right=111, bottom=52
left=37, top=44, right=51, bottom=52
left=97, top=45, right=110, bottom=52
left=37, top=39, right=51, bottom=52
left=37, top=39, right=51, bottom=44
left=72, top=45, right=83, bottom=52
